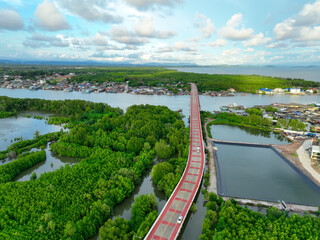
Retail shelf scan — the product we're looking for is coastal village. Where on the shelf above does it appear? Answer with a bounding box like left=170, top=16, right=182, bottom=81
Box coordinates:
left=1, top=73, right=320, bottom=96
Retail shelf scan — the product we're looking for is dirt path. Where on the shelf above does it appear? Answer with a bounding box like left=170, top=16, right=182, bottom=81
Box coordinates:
left=204, top=118, right=217, bottom=194
left=223, top=196, right=319, bottom=213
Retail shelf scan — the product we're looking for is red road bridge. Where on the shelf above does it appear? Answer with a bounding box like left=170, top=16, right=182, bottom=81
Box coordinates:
left=145, top=83, right=205, bottom=240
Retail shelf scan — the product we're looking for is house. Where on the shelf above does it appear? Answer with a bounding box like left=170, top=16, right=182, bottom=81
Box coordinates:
left=258, top=88, right=273, bottom=94
left=228, top=88, right=236, bottom=93
left=290, top=88, right=301, bottom=94
left=274, top=88, right=284, bottom=94
left=311, top=141, right=320, bottom=160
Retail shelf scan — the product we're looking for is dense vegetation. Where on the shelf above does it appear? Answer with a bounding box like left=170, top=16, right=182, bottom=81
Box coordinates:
left=0, top=96, right=188, bottom=239
left=99, top=194, right=158, bottom=239
left=0, top=151, right=46, bottom=183
left=0, top=96, right=120, bottom=118
left=208, top=110, right=306, bottom=132
left=1, top=65, right=319, bottom=93
left=0, top=132, right=61, bottom=161
left=211, top=112, right=273, bottom=131
left=200, top=193, right=320, bottom=239
left=151, top=157, right=188, bottom=197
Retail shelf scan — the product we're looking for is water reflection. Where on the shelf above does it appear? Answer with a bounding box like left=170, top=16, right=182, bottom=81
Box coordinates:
left=0, top=112, right=62, bottom=151
left=211, top=125, right=289, bottom=145
left=216, top=143, right=320, bottom=206
left=14, top=144, right=78, bottom=181
left=1, top=88, right=320, bottom=126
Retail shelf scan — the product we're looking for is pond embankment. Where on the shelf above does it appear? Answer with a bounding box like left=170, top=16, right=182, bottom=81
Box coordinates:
left=205, top=120, right=320, bottom=211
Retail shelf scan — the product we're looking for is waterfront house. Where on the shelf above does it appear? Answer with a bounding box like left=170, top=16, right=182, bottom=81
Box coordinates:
left=274, top=88, right=284, bottom=94
left=258, top=88, right=273, bottom=94
left=290, top=88, right=301, bottom=94
left=311, top=140, right=320, bottom=160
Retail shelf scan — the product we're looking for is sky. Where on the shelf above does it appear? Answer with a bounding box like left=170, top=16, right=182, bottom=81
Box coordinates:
left=0, top=0, right=320, bottom=65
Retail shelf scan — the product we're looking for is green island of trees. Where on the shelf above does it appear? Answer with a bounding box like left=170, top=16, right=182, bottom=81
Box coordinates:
left=201, top=193, right=320, bottom=240
left=0, top=96, right=188, bottom=239
left=204, top=109, right=306, bottom=133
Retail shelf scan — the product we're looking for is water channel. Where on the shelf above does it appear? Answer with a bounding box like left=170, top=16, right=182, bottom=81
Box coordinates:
left=211, top=124, right=290, bottom=145
left=14, top=144, right=78, bottom=181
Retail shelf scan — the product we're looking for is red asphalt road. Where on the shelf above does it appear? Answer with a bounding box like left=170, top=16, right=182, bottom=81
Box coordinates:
left=145, top=83, right=204, bottom=240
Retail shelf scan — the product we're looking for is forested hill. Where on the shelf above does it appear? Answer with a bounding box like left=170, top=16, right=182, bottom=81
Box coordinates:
left=0, top=97, right=189, bottom=239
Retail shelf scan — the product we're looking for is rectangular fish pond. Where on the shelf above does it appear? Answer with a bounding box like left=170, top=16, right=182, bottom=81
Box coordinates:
left=214, top=142, right=320, bottom=206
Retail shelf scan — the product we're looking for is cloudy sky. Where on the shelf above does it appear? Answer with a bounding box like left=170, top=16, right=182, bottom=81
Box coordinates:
left=0, top=0, right=320, bottom=65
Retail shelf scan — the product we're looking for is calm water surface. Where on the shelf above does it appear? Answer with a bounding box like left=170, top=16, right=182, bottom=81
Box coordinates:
left=216, top=143, right=320, bottom=206
left=1, top=89, right=319, bottom=125
left=14, top=144, right=78, bottom=181
left=0, top=113, right=62, bottom=151
left=211, top=125, right=289, bottom=145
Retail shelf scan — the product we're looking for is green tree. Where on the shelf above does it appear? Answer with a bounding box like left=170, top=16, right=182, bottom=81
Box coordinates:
left=126, top=137, right=143, bottom=154
left=154, top=139, right=171, bottom=159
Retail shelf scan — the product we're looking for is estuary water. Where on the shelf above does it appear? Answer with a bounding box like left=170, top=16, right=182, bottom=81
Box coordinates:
left=0, top=112, right=62, bottom=151
left=173, top=66, right=320, bottom=82
left=0, top=89, right=319, bottom=125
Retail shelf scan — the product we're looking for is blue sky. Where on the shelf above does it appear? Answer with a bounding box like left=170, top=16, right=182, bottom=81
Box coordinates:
left=0, top=0, right=320, bottom=65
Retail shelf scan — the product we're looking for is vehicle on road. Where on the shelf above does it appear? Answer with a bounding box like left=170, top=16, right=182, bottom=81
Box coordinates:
left=177, top=215, right=183, bottom=224
left=196, top=147, right=200, bottom=152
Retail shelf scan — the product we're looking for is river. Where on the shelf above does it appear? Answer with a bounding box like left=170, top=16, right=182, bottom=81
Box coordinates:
left=0, top=89, right=319, bottom=125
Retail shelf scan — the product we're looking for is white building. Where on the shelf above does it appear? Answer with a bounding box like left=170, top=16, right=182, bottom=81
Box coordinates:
left=311, top=144, right=320, bottom=160
left=290, top=88, right=301, bottom=94
left=274, top=88, right=284, bottom=94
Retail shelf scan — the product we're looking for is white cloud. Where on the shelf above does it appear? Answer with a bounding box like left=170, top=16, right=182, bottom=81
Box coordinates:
left=57, top=0, right=122, bottom=23
left=156, top=41, right=196, bottom=53
left=209, top=39, right=226, bottom=47
left=242, top=33, right=272, bottom=47
left=0, top=9, right=24, bottom=30
left=123, top=0, right=182, bottom=10
left=34, top=0, right=70, bottom=31
left=219, top=13, right=254, bottom=40
left=196, top=14, right=215, bottom=38
left=92, top=33, right=108, bottom=46
left=110, top=25, right=148, bottom=45
left=244, top=47, right=254, bottom=53
left=133, top=16, right=176, bottom=38
left=274, top=0, right=320, bottom=42
left=23, top=33, right=70, bottom=48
